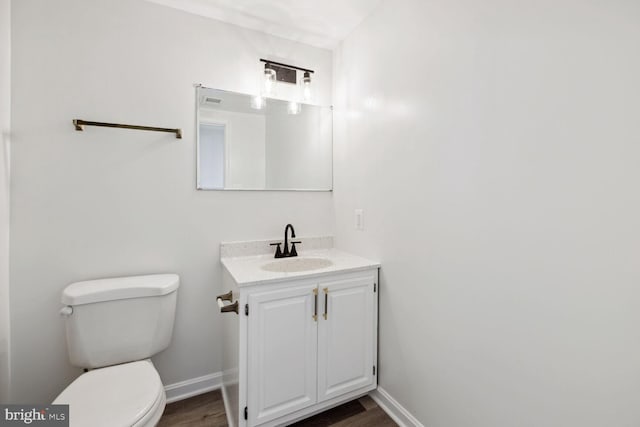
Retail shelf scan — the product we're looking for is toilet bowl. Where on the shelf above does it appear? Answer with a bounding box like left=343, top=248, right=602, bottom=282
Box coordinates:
left=53, top=360, right=165, bottom=427
left=54, top=274, right=179, bottom=427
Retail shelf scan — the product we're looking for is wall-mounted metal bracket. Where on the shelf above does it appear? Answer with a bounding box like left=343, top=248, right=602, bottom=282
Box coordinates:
left=216, top=290, right=233, bottom=302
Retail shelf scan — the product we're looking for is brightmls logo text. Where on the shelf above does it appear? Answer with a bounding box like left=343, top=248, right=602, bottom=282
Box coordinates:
left=1, top=405, right=68, bottom=426
left=4, top=408, right=45, bottom=424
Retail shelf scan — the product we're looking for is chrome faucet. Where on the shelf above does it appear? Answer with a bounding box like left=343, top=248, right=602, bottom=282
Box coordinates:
left=270, top=224, right=301, bottom=258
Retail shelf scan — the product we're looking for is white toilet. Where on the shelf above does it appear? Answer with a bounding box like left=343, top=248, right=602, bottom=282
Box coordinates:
left=53, top=274, right=180, bottom=427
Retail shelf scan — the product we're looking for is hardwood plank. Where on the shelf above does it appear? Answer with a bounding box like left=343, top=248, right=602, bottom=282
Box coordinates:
left=288, top=400, right=366, bottom=426
left=158, top=391, right=227, bottom=427
left=158, top=390, right=397, bottom=427
left=331, top=407, right=398, bottom=427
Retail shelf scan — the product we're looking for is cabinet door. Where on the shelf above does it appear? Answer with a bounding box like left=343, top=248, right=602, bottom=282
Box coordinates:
left=247, top=284, right=318, bottom=426
left=317, top=274, right=376, bottom=402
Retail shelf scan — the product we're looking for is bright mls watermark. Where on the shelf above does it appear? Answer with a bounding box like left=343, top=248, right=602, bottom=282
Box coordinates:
left=0, top=405, right=68, bottom=426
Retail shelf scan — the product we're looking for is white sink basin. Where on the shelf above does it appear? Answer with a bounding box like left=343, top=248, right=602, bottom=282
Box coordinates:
left=261, top=257, right=333, bottom=273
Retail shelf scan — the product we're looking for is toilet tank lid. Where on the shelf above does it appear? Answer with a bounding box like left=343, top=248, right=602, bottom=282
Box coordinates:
left=62, top=274, right=180, bottom=306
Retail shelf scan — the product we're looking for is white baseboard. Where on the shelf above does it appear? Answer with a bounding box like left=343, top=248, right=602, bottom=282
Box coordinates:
left=369, top=387, right=424, bottom=427
left=164, top=372, right=223, bottom=403
left=221, top=383, right=235, bottom=427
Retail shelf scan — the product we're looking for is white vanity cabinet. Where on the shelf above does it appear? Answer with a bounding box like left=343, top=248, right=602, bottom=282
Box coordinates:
left=219, top=259, right=379, bottom=427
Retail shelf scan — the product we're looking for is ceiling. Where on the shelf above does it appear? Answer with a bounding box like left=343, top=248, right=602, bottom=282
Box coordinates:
left=145, top=0, right=382, bottom=49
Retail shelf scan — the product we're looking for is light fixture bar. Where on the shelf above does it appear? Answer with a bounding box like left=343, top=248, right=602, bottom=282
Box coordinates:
left=259, top=58, right=315, bottom=74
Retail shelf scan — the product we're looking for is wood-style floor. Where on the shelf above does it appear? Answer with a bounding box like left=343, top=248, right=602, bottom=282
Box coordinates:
left=158, top=390, right=397, bottom=426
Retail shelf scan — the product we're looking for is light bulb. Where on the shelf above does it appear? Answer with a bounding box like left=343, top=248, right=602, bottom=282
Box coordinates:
left=302, top=71, right=312, bottom=101
left=263, top=65, right=276, bottom=97
left=251, top=95, right=265, bottom=110
left=287, top=101, right=301, bottom=115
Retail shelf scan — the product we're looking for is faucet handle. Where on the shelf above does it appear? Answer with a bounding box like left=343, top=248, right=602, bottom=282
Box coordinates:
left=290, top=241, right=301, bottom=257
left=270, top=242, right=283, bottom=258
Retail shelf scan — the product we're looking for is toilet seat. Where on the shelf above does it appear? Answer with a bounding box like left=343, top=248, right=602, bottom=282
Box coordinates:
left=53, top=359, right=166, bottom=427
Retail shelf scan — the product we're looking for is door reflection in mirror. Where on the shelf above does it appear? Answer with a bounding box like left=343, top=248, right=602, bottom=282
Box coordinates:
left=198, top=123, right=226, bottom=189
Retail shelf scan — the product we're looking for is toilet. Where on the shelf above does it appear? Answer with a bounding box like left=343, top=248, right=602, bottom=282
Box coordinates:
left=53, top=274, right=180, bottom=427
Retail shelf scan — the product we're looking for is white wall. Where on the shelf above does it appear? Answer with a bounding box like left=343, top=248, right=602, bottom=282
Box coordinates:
left=334, top=1, right=640, bottom=426
left=10, top=0, right=333, bottom=403
left=0, top=0, right=11, bottom=404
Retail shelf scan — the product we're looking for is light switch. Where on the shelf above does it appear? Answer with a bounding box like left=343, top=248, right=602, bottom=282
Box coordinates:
left=355, top=209, right=364, bottom=230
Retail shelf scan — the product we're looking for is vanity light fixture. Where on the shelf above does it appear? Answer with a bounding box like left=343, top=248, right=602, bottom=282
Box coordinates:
left=259, top=58, right=314, bottom=102
left=262, top=63, right=277, bottom=97
left=302, top=71, right=312, bottom=102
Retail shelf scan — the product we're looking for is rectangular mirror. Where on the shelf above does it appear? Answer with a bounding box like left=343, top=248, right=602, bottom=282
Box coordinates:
left=196, top=86, right=332, bottom=191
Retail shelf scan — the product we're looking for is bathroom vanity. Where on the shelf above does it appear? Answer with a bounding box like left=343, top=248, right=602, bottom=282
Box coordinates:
left=218, top=237, right=379, bottom=427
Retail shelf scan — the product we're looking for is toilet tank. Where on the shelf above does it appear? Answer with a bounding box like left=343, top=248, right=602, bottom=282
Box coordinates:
left=61, top=274, right=180, bottom=369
